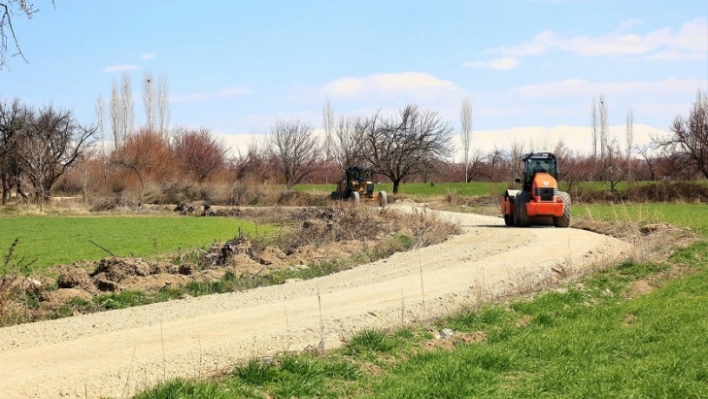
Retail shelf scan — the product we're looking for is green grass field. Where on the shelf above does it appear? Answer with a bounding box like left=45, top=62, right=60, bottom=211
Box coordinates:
left=296, top=182, right=507, bottom=197
left=296, top=180, right=708, bottom=200
left=0, top=216, right=272, bottom=270
left=575, top=203, right=708, bottom=235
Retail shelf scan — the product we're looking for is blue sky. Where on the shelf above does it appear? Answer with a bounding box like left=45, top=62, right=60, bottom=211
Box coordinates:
left=1, top=0, right=706, bottom=154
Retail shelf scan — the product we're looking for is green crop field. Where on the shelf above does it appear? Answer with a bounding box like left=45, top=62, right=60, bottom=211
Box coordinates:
left=0, top=216, right=272, bottom=270
left=575, top=203, right=708, bottom=235
left=297, top=180, right=708, bottom=200
left=296, top=182, right=507, bottom=197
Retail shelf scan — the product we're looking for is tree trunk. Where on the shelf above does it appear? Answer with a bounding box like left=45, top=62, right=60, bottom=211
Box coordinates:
left=1, top=175, right=8, bottom=205
left=16, top=182, right=28, bottom=204
left=392, top=179, right=401, bottom=194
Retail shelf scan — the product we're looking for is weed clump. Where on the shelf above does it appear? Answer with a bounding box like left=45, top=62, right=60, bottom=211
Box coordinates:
left=0, top=239, right=40, bottom=326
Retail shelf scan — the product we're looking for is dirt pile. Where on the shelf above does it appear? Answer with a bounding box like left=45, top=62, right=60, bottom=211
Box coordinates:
left=47, top=237, right=301, bottom=298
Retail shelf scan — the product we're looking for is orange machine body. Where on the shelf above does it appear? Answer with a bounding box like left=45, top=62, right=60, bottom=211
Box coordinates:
left=501, top=173, right=565, bottom=217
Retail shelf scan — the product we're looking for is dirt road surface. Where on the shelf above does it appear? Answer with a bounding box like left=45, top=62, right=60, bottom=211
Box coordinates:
left=0, top=208, right=632, bottom=398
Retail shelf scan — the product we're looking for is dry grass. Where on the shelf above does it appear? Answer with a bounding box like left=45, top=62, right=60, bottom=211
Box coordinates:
left=217, top=203, right=461, bottom=256
left=572, top=214, right=697, bottom=266
left=0, top=239, right=40, bottom=326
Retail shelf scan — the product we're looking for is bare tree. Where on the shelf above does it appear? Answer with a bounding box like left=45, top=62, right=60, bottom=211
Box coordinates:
left=0, top=1, right=53, bottom=69
left=121, top=73, right=134, bottom=138
left=460, top=97, right=472, bottom=183
left=172, top=127, right=227, bottom=187
left=15, top=105, right=97, bottom=206
left=591, top=97, right=598, bottom=159
left=626, top=107, right=634, bottom=158
left=267, top=120, right=320, bottom=190
left=323, top=99, right=334, bottom=161
left=486, top=146, right=506, bottom=181
left=0, top=98, right=27, bottom=203
left=599, top=94, right=608, bottom=160
left=112, top=128, right=171, bottom=199
left=465, top=149, right=485, bottom=182
left=360, top=104, right=453, bottom=194
left=654, top=90, right=708, bottom=178
left=599, top=136, right=625, bottom=191
left=322, top=99, right=336, bottom=184
left=157, top=74, right=170, bottom=138
left=637, top=144, right=657, bottom=181
left=17, top=132, right=47, bottom=210
left=557, top=150, right=590, bottom=194
left=110, top=80, right=123, bottom=149
left=232, top=139, right=268, bottom=183
left=626, top=107, right=634, bottom=181
left=143, top=71, right=156, bottom=132
left=508, top=139, right=526, bottom=182
left=333, top=115, right=365, bottom=170
left=95, top=93, right=106, bottom=170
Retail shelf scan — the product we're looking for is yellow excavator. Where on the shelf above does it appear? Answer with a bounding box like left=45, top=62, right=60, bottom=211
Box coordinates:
left=330, top=166, right=387, bottom=207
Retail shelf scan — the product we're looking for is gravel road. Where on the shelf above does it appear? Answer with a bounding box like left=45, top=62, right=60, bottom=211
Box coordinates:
left=0, top=208, right=632, bottom=399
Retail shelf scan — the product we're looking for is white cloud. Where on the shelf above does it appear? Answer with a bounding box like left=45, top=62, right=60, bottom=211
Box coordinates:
left=463, top=57, right=520, bottom=70
left=213, top=132, right=267, bottom=155
left=102, top=64, right=142, bottom=73
left=648, top=50, right=707, bottom=61
left=214, top=124, right=669, bottom=161
left=169, top=93, right=208, bottom=103
left=486, top=29, right=556, bottom=57
left=486, top=18, right=707, bottom=59
left=140, top=53, right=156, bottom=60
left=448, top=124, right=669, bottom=161
left=320, top=72, right=461, bottom=101
left=613, top=18, right=644, bottom=33
left=217, top=87, right=251, bottom=97
left=509, top=78, right=706, bottom=99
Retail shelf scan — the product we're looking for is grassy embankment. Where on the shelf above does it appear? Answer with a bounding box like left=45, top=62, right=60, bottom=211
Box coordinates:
left=0, top=215, right=270, bottom=271
left=130, top=202, right=708, bottom=398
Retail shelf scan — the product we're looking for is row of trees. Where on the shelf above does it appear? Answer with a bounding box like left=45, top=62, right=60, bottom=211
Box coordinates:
left=271, top=104, right=453, bottom=193
left=259, top=92, right=708, bottom=192
left=2, top=91, right=707, bottom=205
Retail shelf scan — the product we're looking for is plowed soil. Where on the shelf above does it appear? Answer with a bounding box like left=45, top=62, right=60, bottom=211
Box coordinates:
left=0, top=207, right=632, bottom=399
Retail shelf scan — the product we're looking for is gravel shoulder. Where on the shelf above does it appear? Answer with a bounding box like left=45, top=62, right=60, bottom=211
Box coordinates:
left=0, top=207, right=633, bottom=399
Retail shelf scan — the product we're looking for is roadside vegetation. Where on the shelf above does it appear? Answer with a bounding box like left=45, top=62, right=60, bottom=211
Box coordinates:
left=131, top=207, right=708, bottom=398
left=0, top=203, right=460, bottom=327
